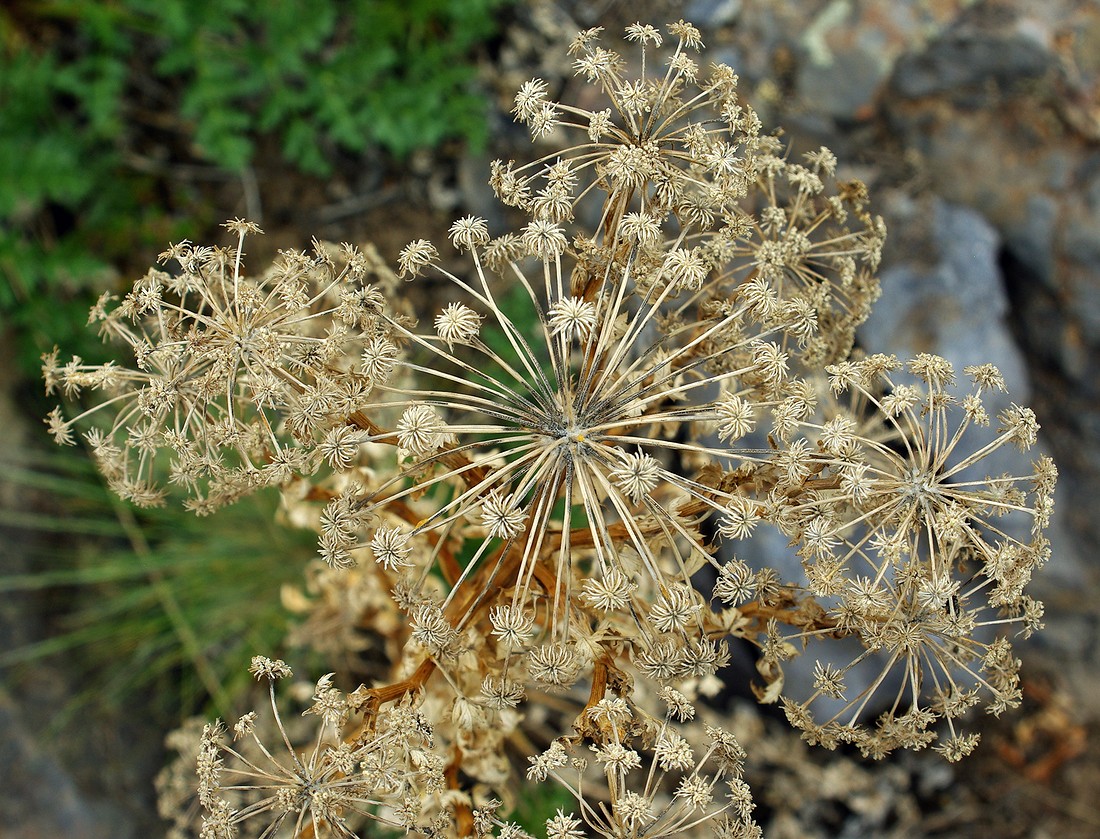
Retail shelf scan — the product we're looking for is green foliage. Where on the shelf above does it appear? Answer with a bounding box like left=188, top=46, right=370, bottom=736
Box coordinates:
left=507, top=782, right=578, bottom=833
left=0, top=447, right=316, bottom=722
left=127, top=0, right=505, bottom=171
left=0, top=0, right=506, bottom=373
left=0, top=10, right=148, bottom=373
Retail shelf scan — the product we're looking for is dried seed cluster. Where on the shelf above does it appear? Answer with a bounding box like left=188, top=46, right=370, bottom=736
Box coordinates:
left=49, top=20, right=1053, bottom=838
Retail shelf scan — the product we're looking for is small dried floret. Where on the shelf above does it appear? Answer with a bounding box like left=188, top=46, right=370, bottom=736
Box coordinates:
left=361, top=335, right=400, bottom=384
left=527, top=740, right=569, bottom=782
left=676, top=774, right=713, bottom=810
left=604, top=142, right=661, bottom=191
left=668, top=51, right=699, bottom=82
left=962, top=392, right=989, bottom=425
left=616, top=791, right=654, bottom=829
left=803, top=146, right=838, bottom=175
left=472, top=799, right=502, bottom=835
left=825, top=361, right=860, bottom=394
left=305, top=672, right=349, bottom=727
left=529, top=104, right=561, bottom=139
left=434, top=302, right=482, bottom=347
left=222, top=217, right=263, bottom=237
left=881, top=383, right=921, bottom=417
left=786, top=164, right=823, bottom=195
left=532, top=185, right=575, bottom=223
left=481, top=489, right=527, bottom=540
left=659, top=686, right=696, bottom=721
left=412, top=603, right=461, bottom=660
left=448, top=215, right=491, bottom=251
left=935, top=732, right=981, bottom=762
left=620, top=79, right=651, bottom=114
left=545, top=810, right=585, bottom=839
left=908, top=353, right=955, bottom=389
left=650, top=583, right=702, bottom=632
left=594, top=741, right=642, bottom=774
left=513, top=79, right=550, bottom=122
left=248, top=656, right=292, bottom=681
left=667, top=19, right=703, bottom=49
left=45, top=406, right=75, bottom=446
left=610, top=451, right=662, bottom=503
left=397, top=239, right=438, bottom=277
left=655, top=730, right=694, bottom=771
left=396, top=403, right=449, bottom=456
left=719, top=496, right=760, bottom=540
left=714, top=558, right=756, bottom=605
left=706, top=724, right=746, bottom=774
left=620, top=212, right=663, bottom=246
left=637, top=638, right=687, bottom=681
left=581, top=569, right=636, bottom=611
left=318, top=424, right=362, bottom=470
left=625, top=23, right=663, bottom=46
left=528, top=642, right=582, bottom=688
left=522, top=220, right=568, bottom=259
left=370, top=526, right=413, bottom=571
left=574, top=46, right=622, bottom=83
left=317, top=530, right=354, bottom=569
left=489, top=604, right=536, bottom=647
left=588, top=108, right=613, bottom=141
left=751, top=341, right=789, bottom=386
left=233, top=711, right=257, bottom=740
left=539, top=161, right=574, bottom=194
left=999, top=403, right=1040, bottom=450
left=482, top=674, right=525, bottom=709
left=662, top=248, right=709, bottom=290
left=568, top=27, right=603, bottom=56
left=587, top=696, right=632, bottom=729
left=812, top=661, right=847, bottom=700
left=817, top=415, right=857, bottom=455
left=548, top=296, right=598, bottom=340
left=715, top=395, right=755, bottom=442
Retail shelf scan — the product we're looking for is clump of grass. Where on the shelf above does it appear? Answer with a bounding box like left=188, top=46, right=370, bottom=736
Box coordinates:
left=0, top=446, right=315, bottom=725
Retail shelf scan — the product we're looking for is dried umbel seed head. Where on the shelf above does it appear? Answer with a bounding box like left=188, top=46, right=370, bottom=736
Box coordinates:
left=52, top=17, right=1056, bottom=834
left=753, top=354, right=1052, bottom=757
left=44, top=225, right=385, bottom=511
left=434, top=301, right=482, bottom=347
left=192, top=660, right=442, bottom=837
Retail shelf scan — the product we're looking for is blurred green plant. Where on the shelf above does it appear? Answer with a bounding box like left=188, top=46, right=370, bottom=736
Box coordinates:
left=0, top=0, right=507, bottom=374
left=118, top=0, right=507, bottom=172
left=0, top=445, right=316, bottom=724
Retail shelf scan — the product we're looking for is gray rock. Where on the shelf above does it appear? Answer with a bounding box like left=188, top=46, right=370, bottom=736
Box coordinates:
left=891, top=32, right=1053, bottom=104
left=1003, top=194, right=1059, bottom=292
left=797, top=47, right=884, bottom=121
left=861, top=197, right=1030, bottom=404
left=686, top=0, right=742, bottom=28
left=0, top=688, right=137, bottom=839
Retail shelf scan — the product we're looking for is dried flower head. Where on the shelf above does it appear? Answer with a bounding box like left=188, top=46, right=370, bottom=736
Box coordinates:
left=46, top=228, right=383, bottom=510
left=49, top=17, right=1058, bottom=830
left=195, top=660, right=441, bottom=837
